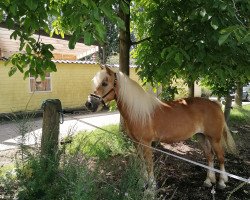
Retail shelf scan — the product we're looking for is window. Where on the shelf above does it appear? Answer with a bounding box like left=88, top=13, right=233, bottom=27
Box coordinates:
left=30, top=73, right=51, bottom=92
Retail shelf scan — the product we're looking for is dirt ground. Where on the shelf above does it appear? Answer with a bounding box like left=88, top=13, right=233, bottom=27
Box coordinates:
left=154, top=124, right=250, bottom=200
left=0, top=124, right=249, bottom=200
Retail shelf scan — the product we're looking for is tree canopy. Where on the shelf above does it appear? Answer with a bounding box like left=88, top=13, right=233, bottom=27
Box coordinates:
left=1, top=0, right=249, bottom=97
left=131, top=0, right=250, bottom=96
left=0, top=0, right=126, bottom=78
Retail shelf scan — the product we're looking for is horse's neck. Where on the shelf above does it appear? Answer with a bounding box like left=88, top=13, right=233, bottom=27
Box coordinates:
left=114, top=76, right=160, bottom=126
left=115, top=86, right=129, bottom=120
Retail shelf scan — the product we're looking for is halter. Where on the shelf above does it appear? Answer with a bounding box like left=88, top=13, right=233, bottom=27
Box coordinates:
left=90, top=73, right=117, bottom=106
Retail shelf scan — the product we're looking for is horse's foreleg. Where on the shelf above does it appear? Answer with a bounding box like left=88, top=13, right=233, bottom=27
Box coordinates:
left=143, top=145, right=155, bottom=186
left=136, top=142, right=155, bottom=189
left=197, top=134, right=216, bottom=187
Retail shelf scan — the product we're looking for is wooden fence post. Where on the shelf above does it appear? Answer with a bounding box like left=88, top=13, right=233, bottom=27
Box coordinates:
left=41, top=99, right=62, bottom=159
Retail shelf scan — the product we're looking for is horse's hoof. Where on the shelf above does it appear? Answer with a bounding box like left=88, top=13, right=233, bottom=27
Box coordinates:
left=217, top=181, right=226, bottom=190
left=203, top=179, right=212, bottom=188
left=223, top=176, right=228, bottom=183
left=209, top=175, right=216, bottom=183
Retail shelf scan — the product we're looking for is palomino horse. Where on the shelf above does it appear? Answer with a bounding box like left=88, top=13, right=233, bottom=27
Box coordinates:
left=85, top=67, right=237, bottom=189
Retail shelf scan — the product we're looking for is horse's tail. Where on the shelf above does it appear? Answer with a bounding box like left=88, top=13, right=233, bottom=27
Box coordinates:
left=222, top=122, right=238, bottom=155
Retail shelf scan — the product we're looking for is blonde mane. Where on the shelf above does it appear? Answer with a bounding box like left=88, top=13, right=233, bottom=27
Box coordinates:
left=117, top=72, right=161, bottom=125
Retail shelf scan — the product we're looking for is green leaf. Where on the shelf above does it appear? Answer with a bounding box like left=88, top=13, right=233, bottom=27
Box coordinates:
left=94, top=22, right=106, bottom=41
left=10, top=31, right=18, bottom=40
left=19, top=42, right=25, bottom=51
left=6, top=17, right=14, bottom=28
left=242, top=33, right=250, bottom=43
left=16, top=64, right=24, bottom=73
left=24, top=71, right=30, bottom=79
left=165, top=50, right=176, bottom=61
left=210, top=18, right=219, bottom=30
left=120, top=1, right=130, bottom=14
left=161, top=48, right=168, bottom=59
left=8, top=66, right=17, bottom=77
left=81, top=0, right=89, bottom=6
left=84, top=32, right=94, bottom=45
left=10, top=5, right=17, bottom=16
left=26, top=44, right=32, bottom=54
left=0, top=10, right=3, bottom=22
left=218, top=33, right=231, bottom=46
left=25, top=0, right=38, bottom=10
left=48, top=61, right=57, bottom=72
left=174, top=53, right=183, bottom=66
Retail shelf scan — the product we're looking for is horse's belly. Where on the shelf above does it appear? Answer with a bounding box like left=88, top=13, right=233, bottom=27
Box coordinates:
left=155, top=126, right=200, bottom=143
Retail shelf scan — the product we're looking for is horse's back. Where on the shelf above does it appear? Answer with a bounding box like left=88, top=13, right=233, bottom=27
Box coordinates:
left=153, top=97, right=225, bottom=142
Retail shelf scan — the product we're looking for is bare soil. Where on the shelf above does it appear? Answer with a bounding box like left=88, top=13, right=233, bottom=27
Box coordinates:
left=154, top=124, right=250, bottom=200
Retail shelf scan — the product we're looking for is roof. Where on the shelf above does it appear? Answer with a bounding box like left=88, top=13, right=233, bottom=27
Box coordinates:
left=52, top=60, right=97, bottom=64
left=0, top=57, right=137, bottom=68
left=0, top=27, right=98, bottom=59
left=52, top=60, right=136, bottom=68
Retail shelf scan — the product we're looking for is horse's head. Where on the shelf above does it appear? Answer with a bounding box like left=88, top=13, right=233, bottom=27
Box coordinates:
left=85, top=66, right=117, bottom=112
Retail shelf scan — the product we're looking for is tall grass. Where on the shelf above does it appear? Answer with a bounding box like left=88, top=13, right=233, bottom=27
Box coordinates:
left=67, top=125, right=133, bottom=159
left=1, top=124, right=148, bottom=200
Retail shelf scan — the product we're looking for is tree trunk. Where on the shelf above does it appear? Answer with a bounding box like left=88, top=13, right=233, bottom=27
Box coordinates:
left=119, top=1, right=130, bottom=131
left=119, top=0, right=130, bottom=76
left=188, top=82, right=195, bottom=98
left=235, top=82, right=243, bottom=107
left=224, top=94, right=233, bottom=123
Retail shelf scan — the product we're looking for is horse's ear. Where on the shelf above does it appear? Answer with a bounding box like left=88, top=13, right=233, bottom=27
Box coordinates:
left=105, top=66, right=113, bottom=75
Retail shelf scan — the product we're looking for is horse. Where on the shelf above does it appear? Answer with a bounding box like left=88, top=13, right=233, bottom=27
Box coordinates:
left=85, top=66, right=237, bottom=189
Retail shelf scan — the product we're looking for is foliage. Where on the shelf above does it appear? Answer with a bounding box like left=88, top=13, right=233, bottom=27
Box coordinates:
left=0, top=0, right=126, bottom=78
left=132, top=0, right=250, bottom=97
left=98, top=16, right=120, bottom=64
left=0, top=169, right=17, bottom=199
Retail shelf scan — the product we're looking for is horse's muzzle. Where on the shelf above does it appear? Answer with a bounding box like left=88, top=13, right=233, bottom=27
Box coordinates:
left=85, top=95, right=103, bottom=112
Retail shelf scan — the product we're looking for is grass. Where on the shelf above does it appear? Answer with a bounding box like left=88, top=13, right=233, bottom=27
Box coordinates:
left=67, top=124, right=133, bottom=159
left=1, top=124, right=148, bottom=200
left=229, top=104, right=250, bottom=125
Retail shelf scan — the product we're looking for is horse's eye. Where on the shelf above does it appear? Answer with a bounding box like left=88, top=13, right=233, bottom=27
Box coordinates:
left=102, top=82, right=108, bottom=87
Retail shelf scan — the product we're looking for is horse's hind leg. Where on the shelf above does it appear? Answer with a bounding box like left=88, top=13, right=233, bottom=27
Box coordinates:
left=197, top=134, right=216, bottom=187
left=210, top=139, right=228, bottom=189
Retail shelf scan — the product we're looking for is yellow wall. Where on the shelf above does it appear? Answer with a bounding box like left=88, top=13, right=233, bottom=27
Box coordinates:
left=0, top=61, right=139, bottom=113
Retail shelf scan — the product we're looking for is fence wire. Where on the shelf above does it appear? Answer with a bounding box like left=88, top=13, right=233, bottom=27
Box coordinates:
left=61, top=113, right=250, bottom=185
